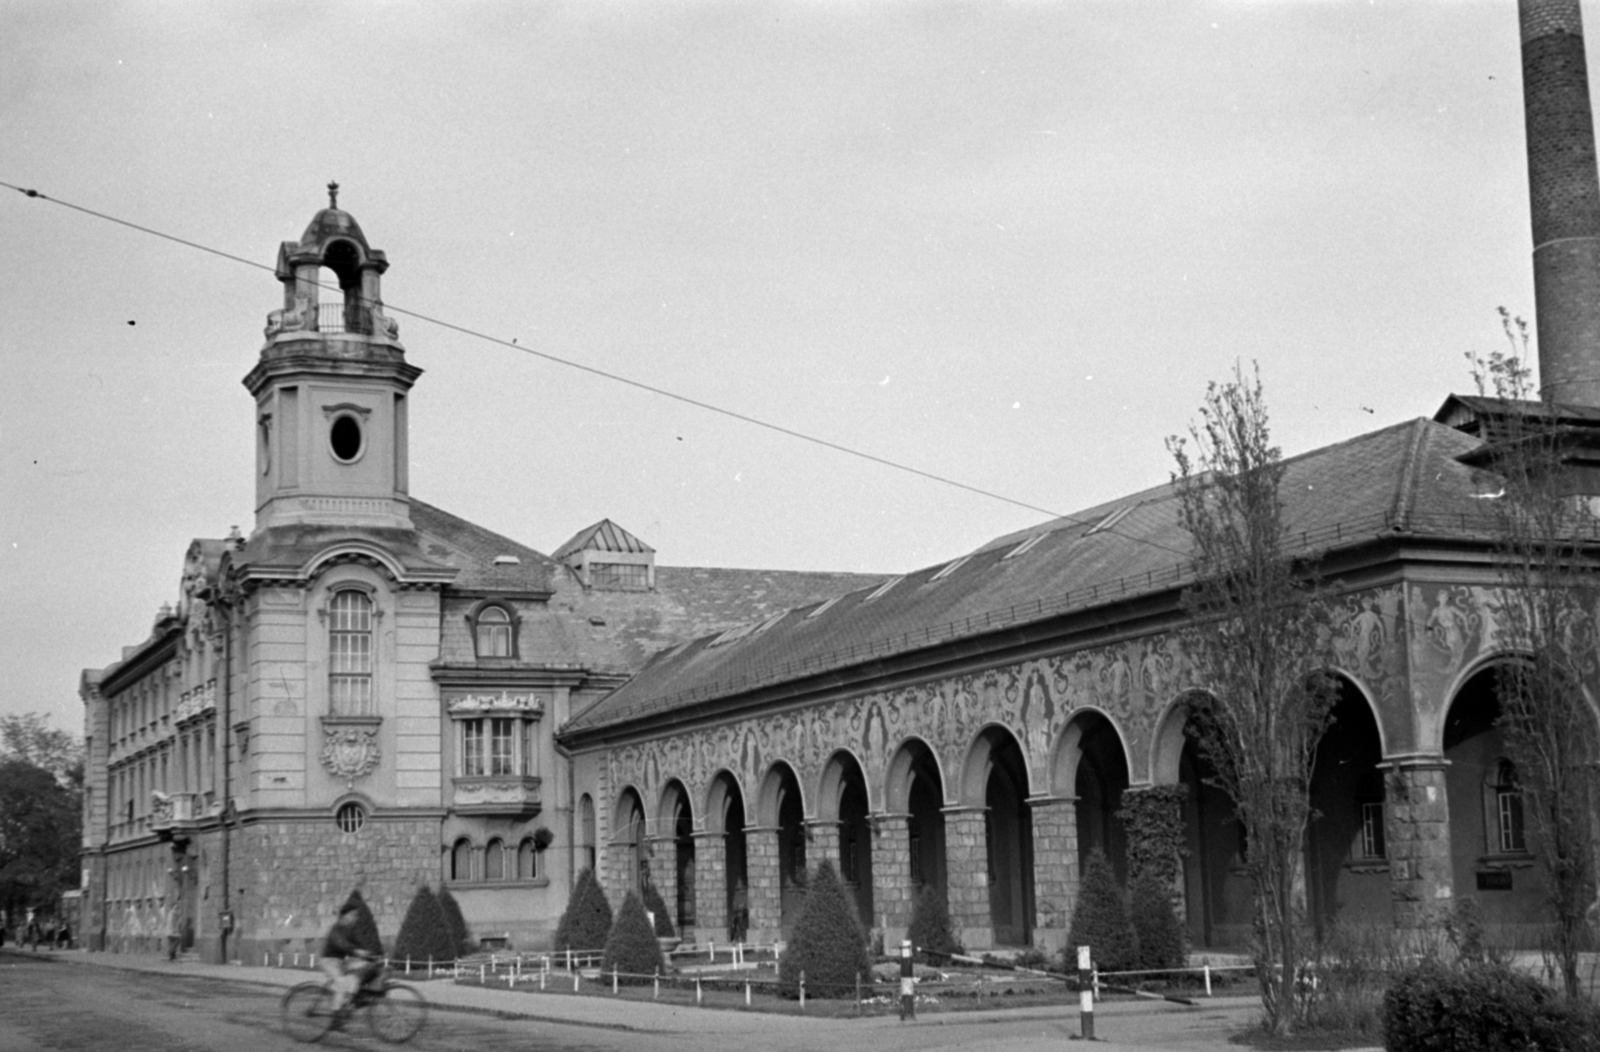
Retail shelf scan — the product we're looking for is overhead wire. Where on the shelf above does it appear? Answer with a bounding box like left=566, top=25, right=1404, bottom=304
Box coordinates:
left=3, top=179, right=1198, bottom=560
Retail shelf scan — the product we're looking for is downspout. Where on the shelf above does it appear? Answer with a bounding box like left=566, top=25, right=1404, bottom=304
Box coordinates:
left=219, top=574, right=234, bottom=963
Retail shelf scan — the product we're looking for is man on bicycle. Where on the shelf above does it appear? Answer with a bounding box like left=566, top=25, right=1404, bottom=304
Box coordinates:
left=320, top=904, right=380, bottom=1016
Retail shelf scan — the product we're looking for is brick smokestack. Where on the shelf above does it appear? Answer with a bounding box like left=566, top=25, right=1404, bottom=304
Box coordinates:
left=1521, top=0, right=1600, bottom=406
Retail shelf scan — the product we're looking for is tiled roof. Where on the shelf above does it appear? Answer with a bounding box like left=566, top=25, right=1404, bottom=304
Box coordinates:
left=564, top=416, right=1502, bottom=734
left=409, top=500, right=560, bottom=593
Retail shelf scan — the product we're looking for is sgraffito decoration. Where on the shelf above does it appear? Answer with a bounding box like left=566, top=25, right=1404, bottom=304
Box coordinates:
left=603, top=588, right=1422, bottom=831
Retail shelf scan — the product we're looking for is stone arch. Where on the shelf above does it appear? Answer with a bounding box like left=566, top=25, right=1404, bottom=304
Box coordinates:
left=757, top=761, right=808, bottom=927
left=1149, top=690, right=1210, bottom=786
left=1055, top=709, right=1132, bottom=880
left=705, top=769, right=749, bottom=940
left=817, top=749, right=874, bottom=923
left=657, top=779, right=697, bottom=932
left=1306, top=672, right=1392, bottom=936
left=611, top=785, right=647, bottom=898
left=884, top=737, right=947, bottom=898
left=959, top=724, right=1035, bottom=946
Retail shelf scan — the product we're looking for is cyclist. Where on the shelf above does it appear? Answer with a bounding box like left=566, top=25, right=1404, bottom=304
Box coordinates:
left=319, top=905, right=380, bottom=1018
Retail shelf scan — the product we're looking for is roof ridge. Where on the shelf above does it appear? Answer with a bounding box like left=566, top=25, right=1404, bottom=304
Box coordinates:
left=1388, top=417, right=1432, bottom=531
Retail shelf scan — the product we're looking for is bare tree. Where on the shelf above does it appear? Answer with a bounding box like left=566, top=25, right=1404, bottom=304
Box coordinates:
left=1168, top=362, right=1337, bottom=1035
left=1467, top=312, right=1600, bottom=999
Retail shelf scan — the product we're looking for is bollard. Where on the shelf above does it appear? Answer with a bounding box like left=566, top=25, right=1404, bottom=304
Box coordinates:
left=293, top=951, right=300, bottom=967
left=574, top=971, right=580, bottom=992
left=1077, top=945, right=1095, bottom=1041
left=566, top=947, right=573, bottom=971
left=507, top=973, right=514, bottom=989
left=800, top=970, right=807, bottom=1011
left=540, top=969, right=546, bottom=990
left=612, top=967, right=619, bottom=994
left=654, top=969, right=660, bottom=1000
left=480, top=964, right=485, bottom=982
left=277, top=952, right=284, bottom=967
left=708, top=940, right=715, bottom=963
left=695, top=977, right=703, bottom=1004
left=898, top=939, right=916, bottom=1021
left=745, top=980, right=751, bottom=1006
left=428, top=955, right=434, bottom=980
left=855, top=972, right=862, bottom=1017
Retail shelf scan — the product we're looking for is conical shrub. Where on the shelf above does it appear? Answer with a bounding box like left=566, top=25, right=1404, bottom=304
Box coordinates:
left=641, top=880, right=676, bottom=938
left=436, top=886, right=473, bottom=956
left=778, top=861, right=873, bottom=999
left=905, top=883, right=962, bottom=960
left=1128, top=869, right=1186, bottom=971
left=392, top=884, right=456, bottom=964
left=337, top=888, right=384, bottom=957
left=554, top=867, right=613, bottom=952
left=1065, top=850, right=1134, bottom=972
left=601, top=891, right=665, bottom=980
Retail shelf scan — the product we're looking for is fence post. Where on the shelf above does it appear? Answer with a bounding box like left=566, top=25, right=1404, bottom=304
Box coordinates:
left=1204, top=964, right=1212, bottom=997
left=1077, top=945, right=1095, bottom=1041
left=480, top=964, right=485, bottom=983
left=574, top=970, right=580, bottom=992
left=899, top=939, right=916, bottom=1021
left=856, top=972, right=862, bottom=1017
left=696, top=977, right=703, bottom=1004
left=745, top=979, right=751, bottom=1006
left=612, top=967, right=619, bottom=994
left=654, top=968, right=660, bottom=1000
left=800, top=970, right=806, bottom=1011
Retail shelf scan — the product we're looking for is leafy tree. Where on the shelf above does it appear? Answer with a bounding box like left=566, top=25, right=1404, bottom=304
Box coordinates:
left=436, top=886, right=472, bottom=956
left=600, top=891, right=664, bottom=979
left=338, top=888, right=384, bottom=956
left=1128, top=869, right=1186, bottom=971
left=392, top=884, right=455, bottom=963
left=777, top=861, right=873, bottom=999
left=1465, top=317, right=1600, bottom=999
left=0, top=712, right=83, bottom=922
left=1066, top=849, right=1135, bottom=972
left=905, top=883, right=961, bottom=960
left=554, top=867, right=612, bottom=952
left=1167, top=363, right=1337, bottom=1035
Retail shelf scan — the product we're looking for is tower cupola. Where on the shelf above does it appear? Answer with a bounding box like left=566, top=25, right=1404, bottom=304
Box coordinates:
left=244, top=188, right=421, bottom=535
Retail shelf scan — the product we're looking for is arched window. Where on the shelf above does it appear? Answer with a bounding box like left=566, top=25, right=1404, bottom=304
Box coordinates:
left=485, top=838, right=505, bottom=881
left=328, top=590, right=374, bottom=715
left=517, top=838, right=538, bottom=880
left=450, top=838, right=473, bottom=882
left=475, top=606, right=513, bottom=659
left=1494, top=760, right=1527, bottom=855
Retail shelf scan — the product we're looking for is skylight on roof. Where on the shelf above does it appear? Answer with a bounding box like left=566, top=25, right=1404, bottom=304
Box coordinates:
left=1086, top=502, right=1140, bottom=535
left=806, top=595, right=843, bottom=619
left=864, top=575, right=904, bottom=602
left=1004, top=534, right=1047, bottom=560
left=929, top=555, right=971, bottom=582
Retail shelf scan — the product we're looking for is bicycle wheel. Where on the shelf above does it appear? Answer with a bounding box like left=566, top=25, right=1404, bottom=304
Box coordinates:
left=281, top=982, right=336, bottom=1044
left=366, top=983, right=427, bottom=1044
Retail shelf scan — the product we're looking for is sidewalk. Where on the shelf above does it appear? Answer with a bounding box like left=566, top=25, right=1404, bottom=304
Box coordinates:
left=3, top=945, right=1372, bottom=1051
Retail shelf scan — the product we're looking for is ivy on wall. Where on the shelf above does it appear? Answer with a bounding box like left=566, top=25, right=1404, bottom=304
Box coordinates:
left=1117, top=784, right=1188, bottom=888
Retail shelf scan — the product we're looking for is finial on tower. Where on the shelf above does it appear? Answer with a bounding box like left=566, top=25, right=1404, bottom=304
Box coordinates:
left=327, top=181, right=340, bottom=210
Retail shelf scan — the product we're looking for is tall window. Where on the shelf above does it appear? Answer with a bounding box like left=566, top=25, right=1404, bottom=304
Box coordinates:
left=491, top=718, right=515, bottom=775
left=517, top=838, right=538, bottom=880
left=462, top=721, right=486, bottom=777
left=329, top=590, right=374, bottom=714
left=1495, top=760, right=1527, bottom=854
left=475, top=606, right=513, bottom=658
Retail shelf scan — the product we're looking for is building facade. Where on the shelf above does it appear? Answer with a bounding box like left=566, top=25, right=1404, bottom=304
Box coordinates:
left=78, top=195, right=877, bottom=963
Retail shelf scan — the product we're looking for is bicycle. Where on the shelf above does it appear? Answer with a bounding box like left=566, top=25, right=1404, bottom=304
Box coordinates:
left=281, top=962, right=428, bottom=1044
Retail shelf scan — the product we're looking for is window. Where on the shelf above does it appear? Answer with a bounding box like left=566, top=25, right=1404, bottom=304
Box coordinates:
left=589, top=562, right=647, bottom=590
left=517, top=838, right=538, bottom=880
left=450, top=839, right=473, bottom=882
left=475, top=606, right=513, bottom=658
left=462, top=721, right=485, bottom=776
left=328, top=590, right=374, bottom=715
left=336, top=802, right=366, bottom=833
left=457, top=717, right=530, bottom=777
left=329, top=412, right=364, bottom=462
left=1359, top=802, right=1386, bottom=859
left=485, top=838, right=505, bottom=881
left=1495, top=760, right=1527, bottom=854
left=491, top=719, right=515, bottom=775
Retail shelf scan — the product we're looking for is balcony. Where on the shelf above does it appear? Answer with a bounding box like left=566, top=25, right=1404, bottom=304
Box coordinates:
left=451, top=776, right=542, bottom=817
left=317, top=302, right=373, bottom=335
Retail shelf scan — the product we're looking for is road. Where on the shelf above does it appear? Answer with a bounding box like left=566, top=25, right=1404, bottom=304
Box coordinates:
left=0, top=951, right=1290, bottom=1052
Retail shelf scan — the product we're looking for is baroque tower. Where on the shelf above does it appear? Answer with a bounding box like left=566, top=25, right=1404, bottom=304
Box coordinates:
left=244, top=183, right=420, bottom=532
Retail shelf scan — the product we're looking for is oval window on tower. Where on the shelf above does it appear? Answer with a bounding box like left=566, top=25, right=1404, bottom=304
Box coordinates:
left=329, top=413, right=364, bottom=463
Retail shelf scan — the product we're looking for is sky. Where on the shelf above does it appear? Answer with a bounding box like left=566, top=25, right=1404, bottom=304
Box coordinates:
left=0, top=1, right=1563, bottom=738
